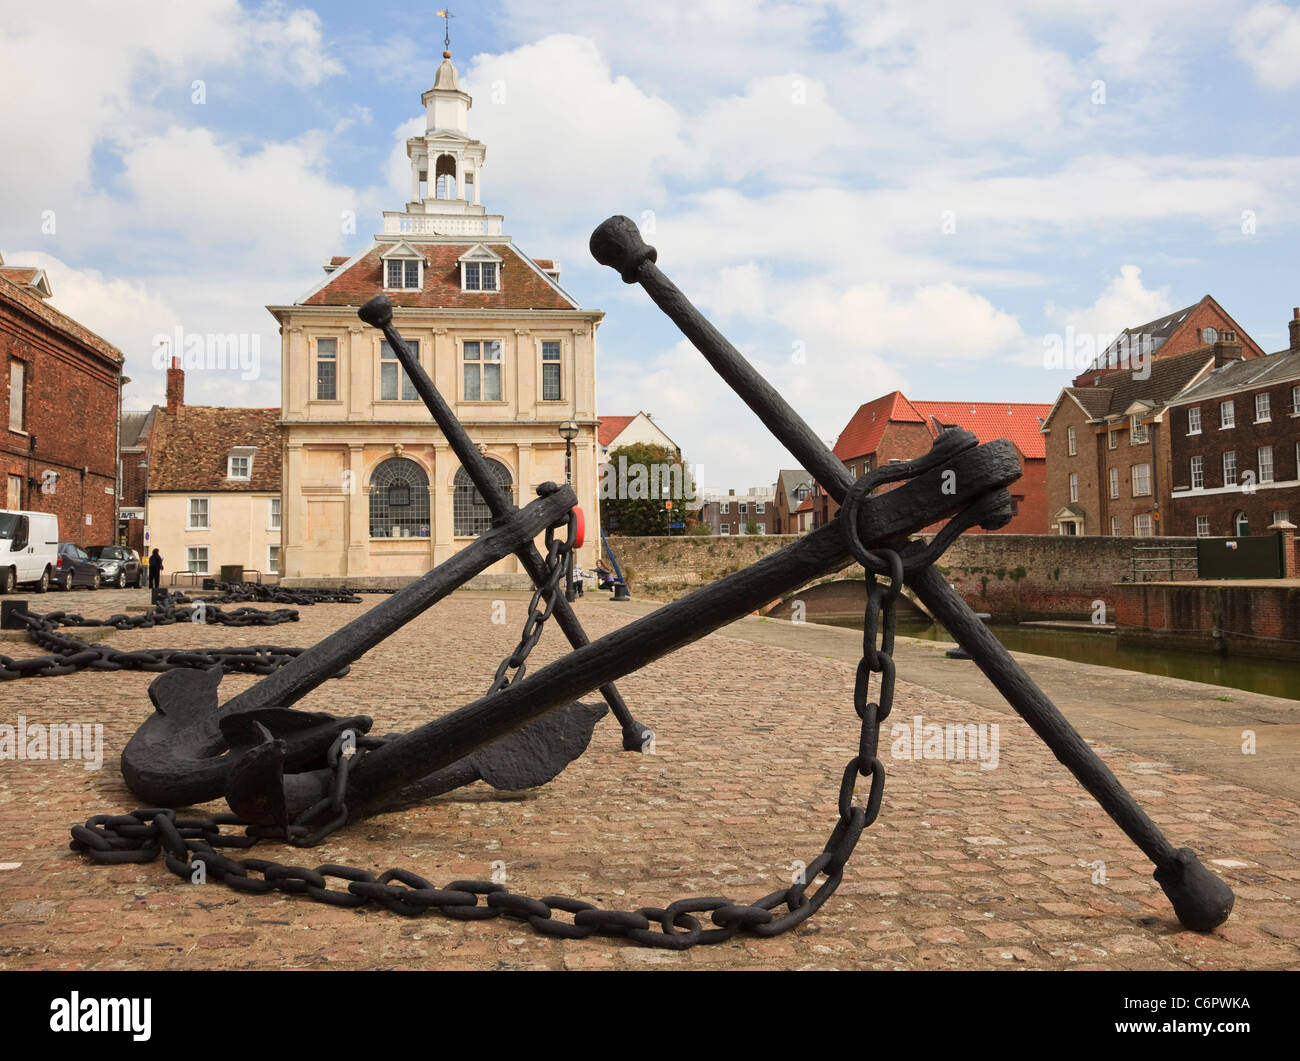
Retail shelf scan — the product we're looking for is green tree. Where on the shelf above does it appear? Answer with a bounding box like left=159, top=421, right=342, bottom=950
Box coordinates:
left=600, top=442, right=700, bottom=536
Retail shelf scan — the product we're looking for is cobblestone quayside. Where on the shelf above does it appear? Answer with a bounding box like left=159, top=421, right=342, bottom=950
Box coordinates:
left=0, top=589, right=1296, bottom=970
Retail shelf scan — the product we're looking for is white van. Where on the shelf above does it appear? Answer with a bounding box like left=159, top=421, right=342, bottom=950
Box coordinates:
left=0, top=510, right=60, bottom=593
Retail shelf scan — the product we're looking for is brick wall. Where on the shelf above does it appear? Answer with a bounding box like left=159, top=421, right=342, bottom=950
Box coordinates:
left=1114, top=582, right=1300, bottom=660
left=0, top=298, right=119, bottom=547
left=603, top=534, right=801, bottom=598
left=603, top=532, right=1198, bottom=621
left=1166, top=378, right=1300, bottom=537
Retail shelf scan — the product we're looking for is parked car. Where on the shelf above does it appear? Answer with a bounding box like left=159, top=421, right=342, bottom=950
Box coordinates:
left=0, top=510, right=59, bottom=593
left=55, top=542, right=102, bottom=590
left=85, top=544, right=144, bottom=588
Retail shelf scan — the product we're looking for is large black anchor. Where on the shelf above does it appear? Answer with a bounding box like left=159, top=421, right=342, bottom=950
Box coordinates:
left=114, top=216, right=1233, bottom=933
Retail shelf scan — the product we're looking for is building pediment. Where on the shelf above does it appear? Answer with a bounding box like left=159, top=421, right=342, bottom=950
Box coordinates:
left=380, top=241, right=426, bottom=261
left=457, top=244, right=504, bottom=264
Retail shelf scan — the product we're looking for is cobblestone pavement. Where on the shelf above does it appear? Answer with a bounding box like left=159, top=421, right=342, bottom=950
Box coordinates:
left=0, top=588, right=1296, bottom=970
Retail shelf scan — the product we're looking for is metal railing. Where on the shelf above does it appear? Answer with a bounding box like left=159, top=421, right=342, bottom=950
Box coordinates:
left=1130, top=543, right=1197, bottom=582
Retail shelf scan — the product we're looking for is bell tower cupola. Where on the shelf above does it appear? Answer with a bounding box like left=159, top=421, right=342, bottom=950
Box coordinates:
left=382, top=21, right=503, bottom=239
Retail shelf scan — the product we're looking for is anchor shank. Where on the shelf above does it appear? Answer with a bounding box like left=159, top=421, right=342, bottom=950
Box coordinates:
left=589, top=215, right=1233, bottom=930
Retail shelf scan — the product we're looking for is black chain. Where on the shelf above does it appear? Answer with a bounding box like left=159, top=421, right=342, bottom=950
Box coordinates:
left=179, top=582, right=368, bottom=606
left=69, top=520, right=905, bottom=949
left=485, top=515, right=573, bottom=695
left=0, top=587, right=363, bottom=681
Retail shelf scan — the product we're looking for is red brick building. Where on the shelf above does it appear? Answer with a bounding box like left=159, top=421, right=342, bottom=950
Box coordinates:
left=1165, top=308, right=1300, bottom=538
left=1042, top=331, right=1258, bottom=538
left=814, top=391, right=1051, bottom=533
left=1070, top=295, right=1265, bottom=388
left=0, top=258, right=123, bottom=548
left=772, top=469, right=813, bottom=534
left=117, top=407, right=160, bottom=553
left=699, top=488, right=777, bottom=535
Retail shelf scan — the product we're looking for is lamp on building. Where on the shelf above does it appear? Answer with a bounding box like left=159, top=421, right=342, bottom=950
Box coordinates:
left=557, top=420, right=579, bottom=484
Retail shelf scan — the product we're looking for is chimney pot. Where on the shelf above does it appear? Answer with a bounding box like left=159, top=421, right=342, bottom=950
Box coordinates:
left=1291, top=307, right=1300, bottom=352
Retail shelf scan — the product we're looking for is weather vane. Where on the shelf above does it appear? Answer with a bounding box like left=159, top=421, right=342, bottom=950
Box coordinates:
left=436, top=8, right=455, bottom=53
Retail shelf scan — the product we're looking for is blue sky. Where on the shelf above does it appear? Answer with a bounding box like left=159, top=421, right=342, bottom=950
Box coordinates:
left=1, top=0, right=1298, bottom=488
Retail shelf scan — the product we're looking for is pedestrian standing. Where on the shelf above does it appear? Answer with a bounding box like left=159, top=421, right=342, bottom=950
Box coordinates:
left=148, top=548, right=163, bottom=589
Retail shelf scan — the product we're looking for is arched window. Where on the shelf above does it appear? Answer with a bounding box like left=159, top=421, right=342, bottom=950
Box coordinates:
left=1233, top=511, right=1249, bottom=537
left=454, top=460, right=512, bottom=536
left=370, top=458, right=430, bottom=538
left=435, top=154, right=457, bottom=200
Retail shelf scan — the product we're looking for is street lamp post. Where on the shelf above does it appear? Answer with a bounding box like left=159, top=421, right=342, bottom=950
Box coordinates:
left=558, top=420, right=580, bottom=600
left=558, top=420, right=579, bottom=485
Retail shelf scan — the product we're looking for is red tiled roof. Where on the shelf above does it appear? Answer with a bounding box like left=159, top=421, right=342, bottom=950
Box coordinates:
left=796, top=495, right=813, bottom=513
left=832, top=391, right=926, bottom=461
left=0, top=267, right=38, bottom=285
left=833, top=391, right=1052, bottom=462
left=149, top=406, right=282, bottom=492
left=597, top=414, right=636, bottom=447
left=303, top=243, right=573, bottom=310
left=911, top=401, right=1053, bottom=461
left=0, top=272, right=121, bottom=367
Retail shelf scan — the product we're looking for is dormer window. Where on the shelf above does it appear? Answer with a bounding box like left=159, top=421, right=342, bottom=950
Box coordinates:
left=380, top=242, right=425, bottom=291
left=227, top=447, right=256, bottom=481
left=464, top=261, right=498, bottom=291
left=386, top=260, right=421, bottom=289
left=459, top=245, right=503, bottom=292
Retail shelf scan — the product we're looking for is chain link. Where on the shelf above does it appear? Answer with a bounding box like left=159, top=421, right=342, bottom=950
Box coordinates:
left=0, top=585, right=365, bottom=681
left=485, top=513, right=574, bottom=695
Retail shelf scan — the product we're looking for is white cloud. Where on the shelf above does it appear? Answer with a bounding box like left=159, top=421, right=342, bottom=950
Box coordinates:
left=683, top=74, right=862, bottom=183
left=1233, top=3, right=1300, bottom=89
left=1052, top=264, right=1174, bottom=344
left=0, top=1, right=342, bottom=219
left=117, top=125, right=364, bottom=260
left=460, top=35, right=684, bottom=219
left=1011, top=264, right=1175, bottom=375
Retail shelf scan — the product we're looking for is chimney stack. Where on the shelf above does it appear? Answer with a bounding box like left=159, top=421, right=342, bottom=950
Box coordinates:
left=1212, top=331, right=1242, bottom=368
left=1290, top=307, right=1299, bottom=353
left=166, top=357, right=184, bottom=415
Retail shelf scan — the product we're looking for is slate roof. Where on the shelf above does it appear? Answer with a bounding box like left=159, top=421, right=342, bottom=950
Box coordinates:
left=149, top=406, right=282, bottom=492
left=1100, top=301, right=1199, bottom=356
left=120, top=411, right=150, bottom=448
left=301, top=242, right=574, bottom=311
left=777, top=469, right=812, bottom=505
left=1051, top=347, right=1216, bottom=425
left=1166, top=348, right=1300, bottom=406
